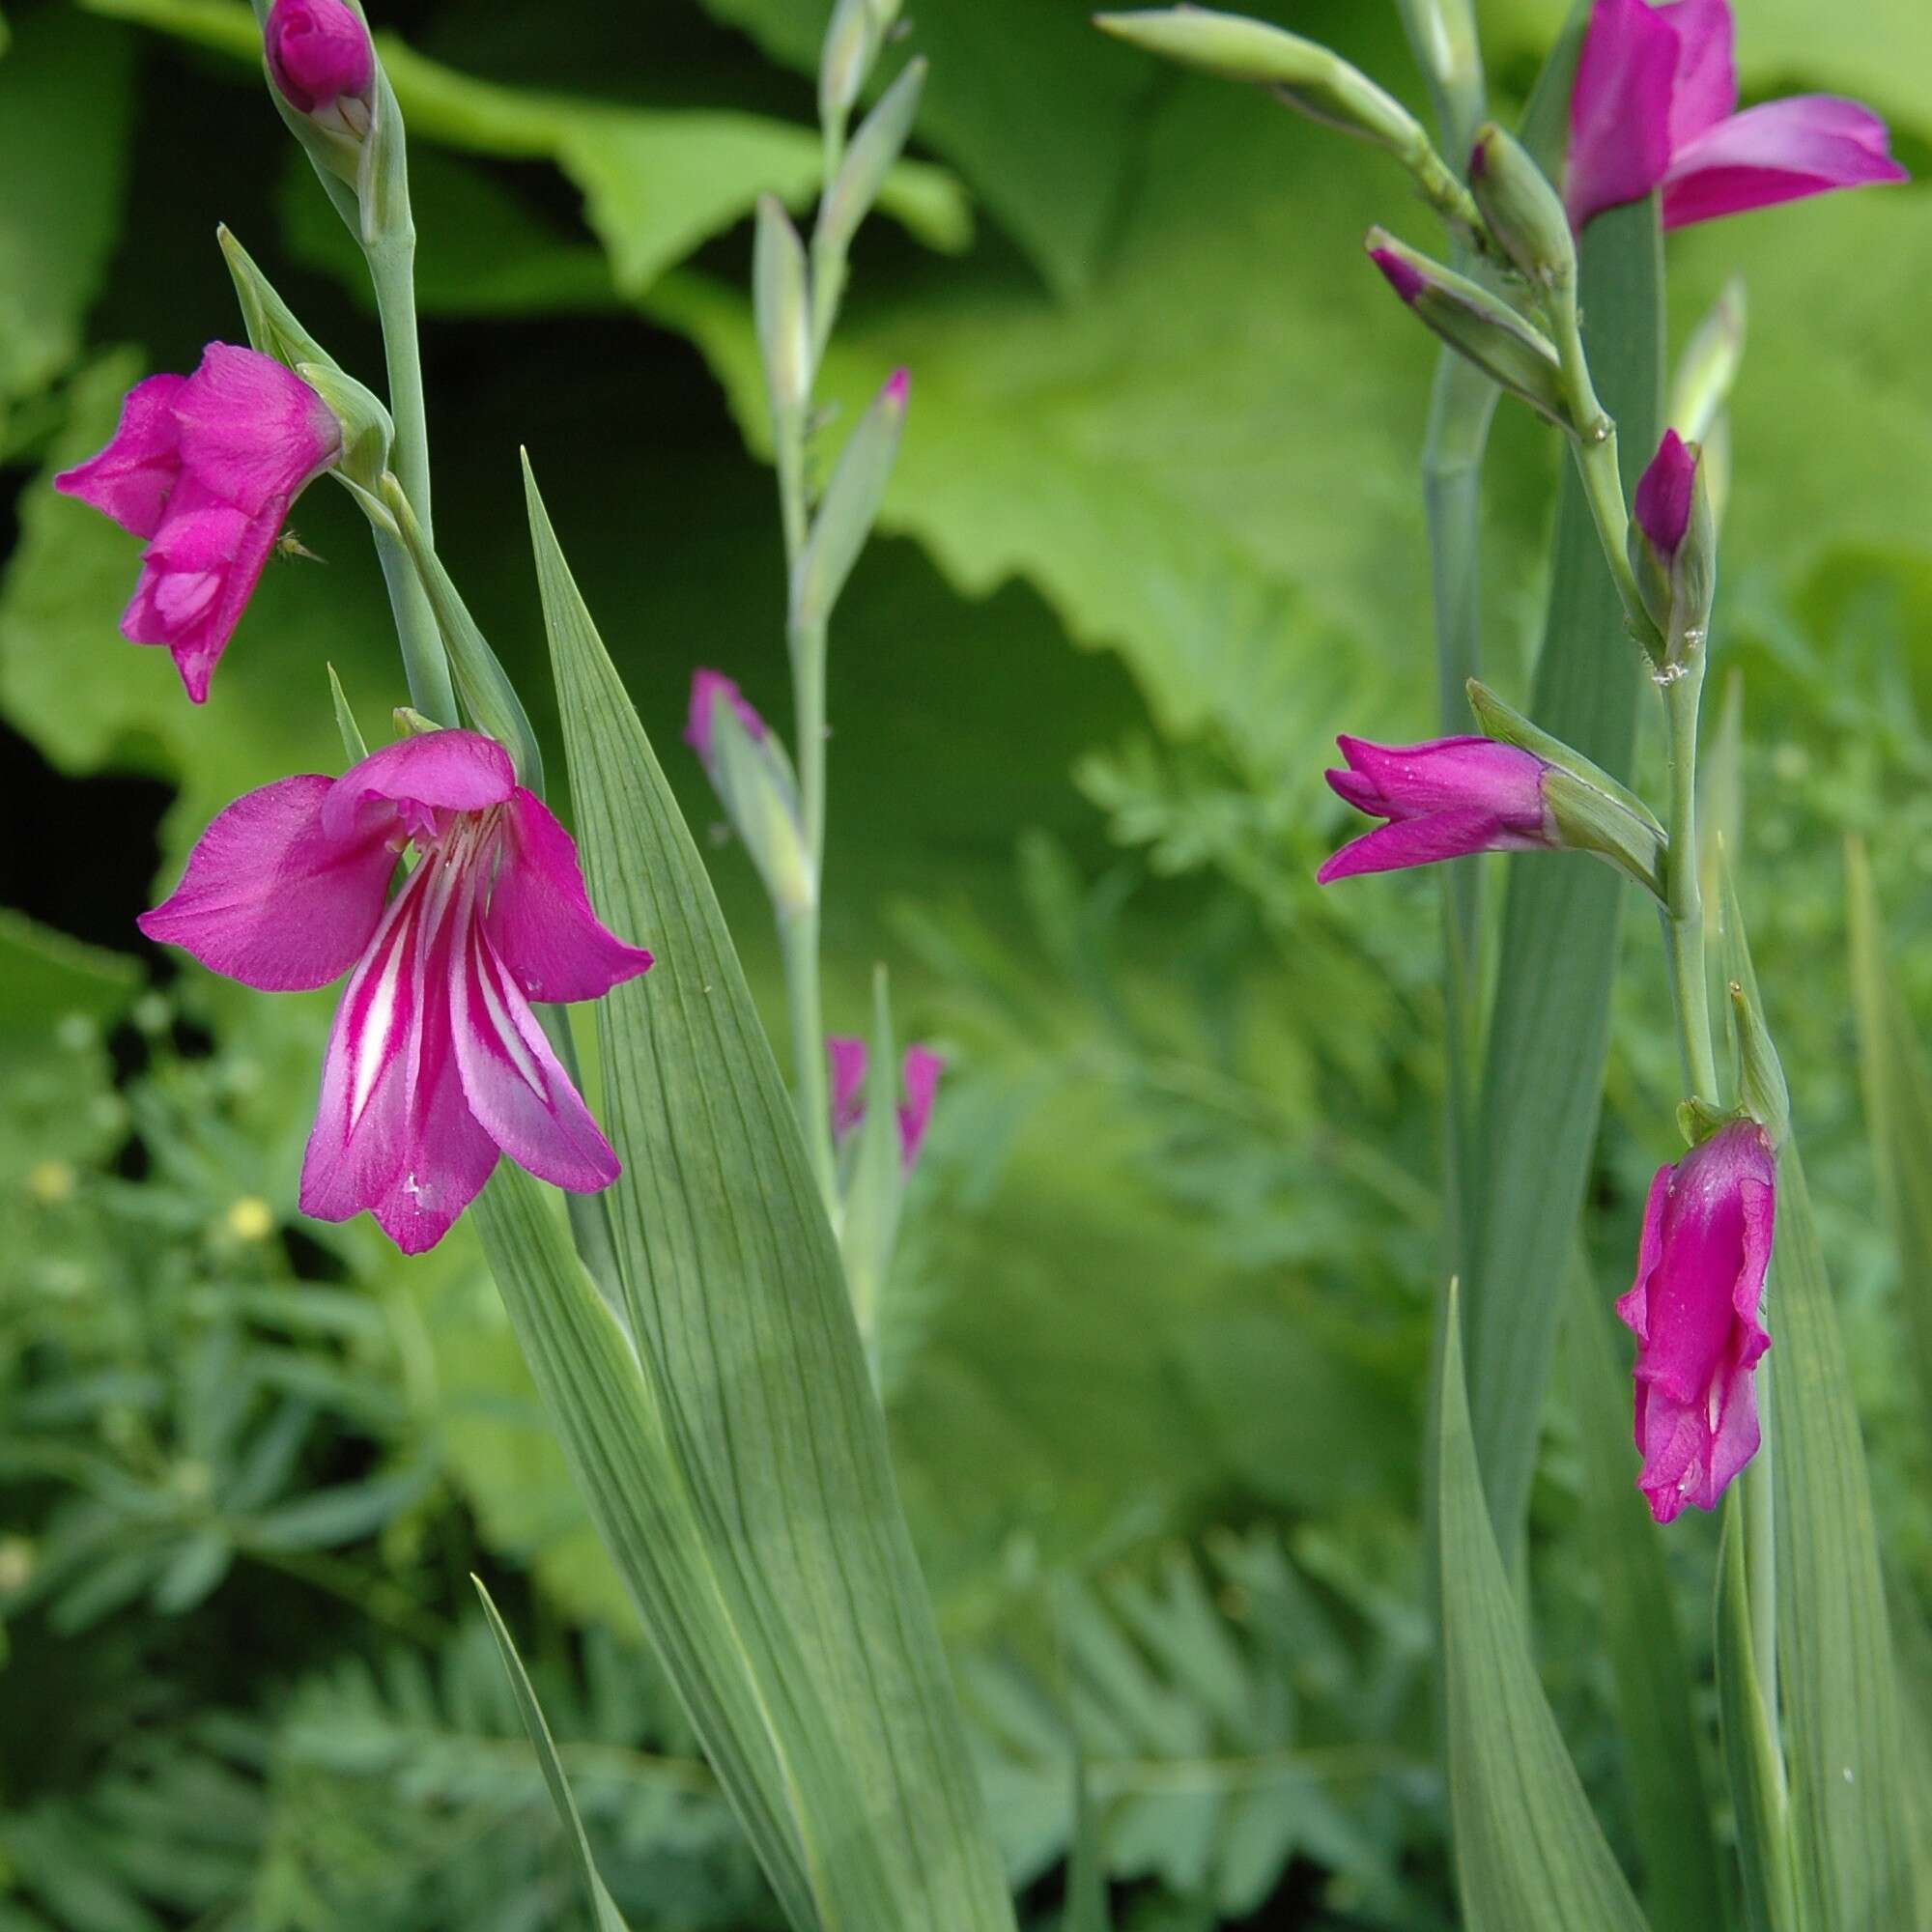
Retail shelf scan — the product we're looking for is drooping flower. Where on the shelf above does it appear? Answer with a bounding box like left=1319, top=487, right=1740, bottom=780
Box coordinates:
left=55, top=345, right=342, bottom=703
left=265, top=0, right=375, bottom=133
left=828, top=1037, right=944, bottom=1171
left=1317, top=736, right=1555, bottom=884
left=1616, top=1119, right=1776, bottom=1523
left=140, top=729, right=653, bottom=1254
left=1567, top=0, right=1906, bottom=232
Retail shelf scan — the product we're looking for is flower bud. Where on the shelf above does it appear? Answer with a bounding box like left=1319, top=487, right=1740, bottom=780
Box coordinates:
left=1467, top=122, right=1575, bottom=290
left=793, top=369, right=908, bottom=629
left=819, top=0, right=879, bottom=131
left=687, top=671, right=814, bottom=916
left=818, top=57, right=927, bottom=264
left=1095, top=8, right=1422, bottom=154
left=754, top=196, right=812, bottom=427
left=265, top=0, right=374, bottom=139
left=1628, top=430, right=1717, bottom=653
left=1365, top=230, right=1568, bottom=427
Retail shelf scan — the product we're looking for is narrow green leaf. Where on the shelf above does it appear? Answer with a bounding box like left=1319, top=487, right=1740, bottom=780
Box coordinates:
left=1845, top=838, right=1932, bottom=1442
left=1714, top=1494, right=1797, bottom=1932
left=1717, top=861, right=1914, bottom=1928
left=473, top=1577, right=633, bottom=1932
left=1065, top=1751, right=1112, bottom=1932
left=1438, top=1285, right=1652, bottom=1932
left=1561, top=1255, right=1726, bottom=1932
left=1464, top=196, right=1662, bottom=1559
left=519, top=458, right=1016, bottom=1932
left=327, top=663, right=368, bottom=765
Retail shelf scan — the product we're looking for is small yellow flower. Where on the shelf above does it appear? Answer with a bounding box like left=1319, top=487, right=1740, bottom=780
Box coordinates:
left=226, top=1196, right=275, bottom=1241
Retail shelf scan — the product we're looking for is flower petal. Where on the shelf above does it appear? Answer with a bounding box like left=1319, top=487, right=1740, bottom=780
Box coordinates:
left=897, top=1045, right=944, bottom=1170
left=451, top=872, right=620, bottom=1193
left=173, top=343, right=341, bottom=518
left=300, top=857, right=497, bottom=1253
left=1567, top=0, right=1679, bottom=227
left=321, top=728, right=517, bottom=843
left=138, top=773, right=396, bottom=989
left=1663, top=0, right=1737, bottom=150
left=483, top=788, right=654, bottom=1004
left=1614, top=1161, right=1672, bottom=1353
left=1317, top=810, right=1533, bottom=884
left=53, top=374, right=187, bottom=538
left=1662, top=95, right=1908, bottom=228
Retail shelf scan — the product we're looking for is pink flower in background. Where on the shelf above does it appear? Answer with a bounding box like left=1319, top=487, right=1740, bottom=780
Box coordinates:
left=1617, top=1120, right=1776, bottom=1523
left=828, top=1037, right=945, bottom=1170
left=55, top=345, right=342, bottom=703
left=141, top=729, right=653, bottom=1254
left=265, top=0, right=375, bottom=130
left=1568, top=0, right=1906, bottom=231
left=684, top=668, right=769, bottom=775
left=1317, top=736, right=1554, bottom=884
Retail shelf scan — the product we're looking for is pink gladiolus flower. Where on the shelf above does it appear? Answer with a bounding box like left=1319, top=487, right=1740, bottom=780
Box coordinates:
left=1617, top=1119, right=1776, bottom=1523
left=265, top=0, right=375, bottom=129
left=828, top=1037, right=944, bottom=1170
left=685, top=668, right=768, bottom=773
left=1568, top=0, right=1906, bottom=231
left=55, top=345, right=342, bottom=703
left=140, top=729, right=653, bottom=1254
left=1317, top=736, right=1554, bottom=884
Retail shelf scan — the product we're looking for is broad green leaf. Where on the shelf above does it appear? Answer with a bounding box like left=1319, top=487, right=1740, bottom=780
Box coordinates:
left=1463, top=199, right=1662, bottom=1557
left=473, top=1577, right=633, bottom=1932
left=1437, top=1288, right=1651, bottom=1932
left=81, top=0, right=969, bottom=296
left=1561, top=1256, right=1726, bottom=1932
left=694, top=0, right=1152, bottom=297
left=1714, top=1496, right=1798, bottom=1932
left=1718, top=863, right=1914, bottom=1930
left=0, top=5, right=131, bottom=431
left=520, top=459, right=1016, bottom=1932
left=1845, top=838, right=1932, bottom=1438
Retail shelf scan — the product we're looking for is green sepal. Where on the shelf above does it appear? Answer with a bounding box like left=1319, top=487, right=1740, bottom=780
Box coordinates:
left=327, top=663, right=369, bottom=766
left=1542, top=768, right=1667, bottom=901
left=1675, top=1095, right=1731, bottom=1149
left=218, top=224, right=330, bottom=368
left=792, top=372, right=907, bottom=628
left=295, top=358, right=392, bottom=493
left=1727, top=978, right=1790, bottom=1146
left=1366, top=229, right=1569, bottom=427
left=1468, top=121, right=1574, bottom=293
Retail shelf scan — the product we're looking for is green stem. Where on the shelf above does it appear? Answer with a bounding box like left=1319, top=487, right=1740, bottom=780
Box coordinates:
left=365, top=234, right=457, bottom=725
left=785, top=611, right=837, bottom=1208
left=1661, top=667, right=1719, bottom=1104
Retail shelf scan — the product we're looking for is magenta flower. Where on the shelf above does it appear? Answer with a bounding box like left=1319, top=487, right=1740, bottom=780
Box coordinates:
left=140, top=729, right=653, bottom=1254
left=265, top=0, right=375, bottom=130
left=828, top=1037, right=944, bottom=1170
left=1568, top=0, right=1906, bottom=231
left=55, top=345, right=342, bottom=703
left=1318, top=736, right=1553, bottom=884
left=1616, top=1120, right=1776, bottom=1523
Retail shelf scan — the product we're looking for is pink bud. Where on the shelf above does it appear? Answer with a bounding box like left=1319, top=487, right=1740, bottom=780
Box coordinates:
left=1368, top=245, right=1427, bottom=307
left=1634, top=428, right=1696, bottom=557
left=884, top=367, right=912, bottom=410
left=266, top=0, right=374, bottom=123
left=684, top=668, right=768, bottom=773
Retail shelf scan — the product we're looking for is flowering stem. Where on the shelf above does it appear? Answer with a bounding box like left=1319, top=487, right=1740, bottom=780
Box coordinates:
left=1661, top=664, right=1719, bottom=1105
left=365, top=233, right=457, bottom=727
left=784, top=609, right=838, bottom=1208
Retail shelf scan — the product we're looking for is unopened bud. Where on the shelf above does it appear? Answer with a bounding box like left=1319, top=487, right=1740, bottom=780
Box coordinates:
left=793, top=369, right=908, bottom=628
left=754, top=197, right=812, bottom=425
left=1366, top=230, right=1568, bottom=426
left=1628, top=430, right=1717, bottom=654
left=1467, top=122, right=1574, bottom=290
left=687, top=671, right=814, bottom=915
left=1095, top=9, right=1421, bottom=154
left=266, top=0, right=375, bottom=164
left=818, top=57, right=927, bottom=263
left=819, top=0, right=878, bottom=131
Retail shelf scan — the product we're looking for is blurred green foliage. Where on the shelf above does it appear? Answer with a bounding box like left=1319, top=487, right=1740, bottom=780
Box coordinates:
left=2, top=0, right=1929, bottom=1924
